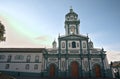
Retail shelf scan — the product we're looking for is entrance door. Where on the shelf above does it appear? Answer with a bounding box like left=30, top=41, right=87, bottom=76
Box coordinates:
left=71, top=61, right=79, bottom=78
left=50, top=64, right=55, bottom=77
left=94, top=65, right=101, bottom=77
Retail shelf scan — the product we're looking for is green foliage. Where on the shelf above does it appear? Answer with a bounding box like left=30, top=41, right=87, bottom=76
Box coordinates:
left=0, top=21, right=5, bottom=41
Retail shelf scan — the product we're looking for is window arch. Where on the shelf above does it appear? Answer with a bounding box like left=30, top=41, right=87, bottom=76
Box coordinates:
left=26, top=55, right=31, bottom=62
left=72, top=41, right=76, bottom=48
left=7, top=55, right=12, bottom=62
left=35, top=55, right=39, bottom=62
left=5, top=64, right=10, bottom=69
left=34, top=64, right=38, bottom=70
left=62, top=42, right=65, bottom=48
left=25, top=64, right=29, bottom=70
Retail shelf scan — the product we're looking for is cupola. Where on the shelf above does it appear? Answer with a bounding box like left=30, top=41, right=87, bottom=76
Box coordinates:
left=88, top=40, right=94, bottom=49
left=52, top=40, right=57, bottom=48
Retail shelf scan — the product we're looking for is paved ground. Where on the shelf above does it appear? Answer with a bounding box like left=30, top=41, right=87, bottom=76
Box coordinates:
left=0, top=73, right=116, bottom=79
left=16, top=76, right=116, bottom=79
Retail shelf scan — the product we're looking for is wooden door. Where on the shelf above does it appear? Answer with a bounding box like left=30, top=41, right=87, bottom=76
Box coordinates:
left=71, top=61, right=79, bottom=78
left=95, top=65, right=101, bottom=77
left=50, top=64, right=55, bottom=77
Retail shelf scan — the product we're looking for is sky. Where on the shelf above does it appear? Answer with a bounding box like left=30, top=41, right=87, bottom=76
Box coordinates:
left=0, top=0, right=120, bottom=62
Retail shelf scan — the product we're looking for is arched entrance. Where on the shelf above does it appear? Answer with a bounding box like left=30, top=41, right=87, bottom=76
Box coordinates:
left=49, top=64, right=55, bottom=77
left=94, top=64, right=101, bottom=77
left=71, top=61, right=79, bottom=78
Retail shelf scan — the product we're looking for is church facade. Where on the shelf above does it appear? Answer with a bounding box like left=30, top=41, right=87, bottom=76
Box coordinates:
left=0, top=8, right=113, bottom=78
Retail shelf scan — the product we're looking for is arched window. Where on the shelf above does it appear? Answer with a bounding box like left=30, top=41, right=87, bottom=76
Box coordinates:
left=34, top=64, right=38, bottom=70
left=62, top=42, right=65, bottom=48
left=35, top=56, right=39, bottom=62
left=7, top=55, right=12, bottom=62
left=26, top=55, right=31, bottom=62
left=72, top=41, right=76, bottom=48
left=25, top=64, right=29, bottom=70
left=5, top=64, right=10, bottom=69
left=83, top=42, right=86, bottom=48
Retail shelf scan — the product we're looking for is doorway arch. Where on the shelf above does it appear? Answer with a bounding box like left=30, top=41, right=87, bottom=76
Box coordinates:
left=93, top=64, right=101, bottom=77
left=49, top=64, right=56, bottom=77
left=71, top=61, right=79, bottom=78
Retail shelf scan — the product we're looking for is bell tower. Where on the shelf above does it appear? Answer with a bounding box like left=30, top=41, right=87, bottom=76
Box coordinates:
left=64, top=7, right=80, bottom=35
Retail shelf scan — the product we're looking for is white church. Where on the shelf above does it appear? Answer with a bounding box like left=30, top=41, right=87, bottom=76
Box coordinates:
left=0, top=8, right=113, bottom=78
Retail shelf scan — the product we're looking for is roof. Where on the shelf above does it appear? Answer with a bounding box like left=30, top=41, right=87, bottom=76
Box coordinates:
left=112, top=62, right=120, bottom=67
left=0, top=48, right=46, bottom=52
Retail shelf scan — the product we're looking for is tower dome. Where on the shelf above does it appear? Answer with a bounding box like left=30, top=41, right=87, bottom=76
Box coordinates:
left=65, top=8, right=78, bottom=18
left=65, top=7, right=79, bottom=22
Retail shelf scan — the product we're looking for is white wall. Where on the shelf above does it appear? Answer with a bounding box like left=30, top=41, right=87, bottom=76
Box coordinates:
left=0, top=53, right=43, bottom=73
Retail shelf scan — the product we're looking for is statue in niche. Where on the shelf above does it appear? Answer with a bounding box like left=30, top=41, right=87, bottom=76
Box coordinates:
left=83, top=42, right=86, bottom=48
left=62, top=61, right=65, bottom=71
left=83, top=60, right=89, bottom=71
left=62, top=42, right=65, bottom=48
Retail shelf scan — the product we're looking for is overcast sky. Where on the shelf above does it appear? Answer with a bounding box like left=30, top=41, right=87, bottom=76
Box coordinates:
left=0, top=0, right=120, bottom=59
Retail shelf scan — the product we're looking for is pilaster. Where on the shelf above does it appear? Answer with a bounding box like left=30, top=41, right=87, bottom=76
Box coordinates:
left=87, top=38, right=91, bottom=77
left=80, top=40, right=83, bottom=77
left=101, top=48, right=105, bottom=78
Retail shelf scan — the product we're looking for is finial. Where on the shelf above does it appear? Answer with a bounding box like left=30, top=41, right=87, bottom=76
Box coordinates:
left=70, top=6, right=73, bottom=12
left=102, top=47, right=104, bottom=51
left=87, top=33, right=89, bottom=38
left=70, top=6, right=72, bottom=9
left=87, top=33, right=88, bottom=36
left=58, top=33, right=60, bottom=37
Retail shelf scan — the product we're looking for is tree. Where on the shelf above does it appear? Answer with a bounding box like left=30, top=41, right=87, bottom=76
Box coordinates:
left=0, top=21, right=5, bottom=41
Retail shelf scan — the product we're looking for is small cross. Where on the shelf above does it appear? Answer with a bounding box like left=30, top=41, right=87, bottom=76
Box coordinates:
left=70, top=6, right=72, bottom=9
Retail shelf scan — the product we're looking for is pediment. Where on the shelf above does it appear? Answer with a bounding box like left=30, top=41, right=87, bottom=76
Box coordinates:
left=59, top=34, right=88, bottom=40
